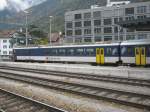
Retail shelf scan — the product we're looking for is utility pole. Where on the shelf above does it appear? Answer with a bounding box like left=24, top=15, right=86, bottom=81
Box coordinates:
left=117, top=5, right=120, bottom=41
left=49, top=16, right=53, bottom=46
left=24, top=11, right=29, bottom=46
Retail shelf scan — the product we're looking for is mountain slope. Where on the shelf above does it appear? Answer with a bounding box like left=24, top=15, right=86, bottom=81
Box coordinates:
left=1, top=0, right=149, bottom=31
left=0, top=0, right=46, bottom=20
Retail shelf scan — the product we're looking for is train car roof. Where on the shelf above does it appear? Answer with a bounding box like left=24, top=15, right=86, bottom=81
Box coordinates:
left=14, top=42, right=120, bottom=50
left=121, top=39, right=150, bottom=46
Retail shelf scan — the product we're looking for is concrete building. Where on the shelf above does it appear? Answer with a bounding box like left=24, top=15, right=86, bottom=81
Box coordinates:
left=0, top=30, right=14, bottom=60
left=0, top=38, right=12, bottom=60
left=65, top=1, right=150, bottom=44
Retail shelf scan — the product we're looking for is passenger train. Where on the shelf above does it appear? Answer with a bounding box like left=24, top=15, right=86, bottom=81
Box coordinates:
left=13, top=40, right=150, bottom=66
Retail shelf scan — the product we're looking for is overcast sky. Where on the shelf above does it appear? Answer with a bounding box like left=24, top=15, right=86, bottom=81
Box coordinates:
left=0, top=0, right=31, bottom=11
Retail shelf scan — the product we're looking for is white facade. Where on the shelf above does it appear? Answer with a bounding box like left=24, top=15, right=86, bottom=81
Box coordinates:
left=65, top=1, right=150, bottom=44
left=0, top=38, right=12, bottom=60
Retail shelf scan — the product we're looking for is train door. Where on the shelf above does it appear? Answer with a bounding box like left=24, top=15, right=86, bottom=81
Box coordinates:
left=141, top=47, right=146, bottom=65
left=135, top=47, right=146, bottom=65
left=96, top=48, right=105, bottom=64
left=100, top=48, right=105, bottom=64
left=96, top=48, right=100, bottom=64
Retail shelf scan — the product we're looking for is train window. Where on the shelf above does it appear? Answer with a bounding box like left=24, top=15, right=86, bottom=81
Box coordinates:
left=68, top=49, right=74, bottom=55
left=86, top=48, right=94, bottom=56
left=44, top=49, right=50, bottom=55
left=121, top=47, right=127, bottom=55
left=127, top=47, right=132, bottom=54
left=59, top=49, right=66, bottom=55
left=77, top=48, right=84, bottom=55
left=112, top=48, right=117, bottom=55
left=107, top=48, right=112, bottom=55
left=96, top=49, right=99, bottom=55
left=52, top=49, right=58, bottom=55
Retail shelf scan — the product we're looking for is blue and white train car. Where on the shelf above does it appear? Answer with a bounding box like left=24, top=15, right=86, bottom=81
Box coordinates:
left=120, top=40, right=150, bottom=66
left=13, top=43, right=120, bottom=64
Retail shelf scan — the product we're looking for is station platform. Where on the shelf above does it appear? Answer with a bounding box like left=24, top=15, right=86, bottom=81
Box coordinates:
left=0, top=62, right=150, bottom=80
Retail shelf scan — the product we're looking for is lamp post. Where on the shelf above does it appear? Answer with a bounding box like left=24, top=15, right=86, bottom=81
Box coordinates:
left=117, top=5, right=120, bottom=41
left=49, top=16, right=53, bottom=46
left=24, top=11, right=29, bottom=46
left=59, top=31, right=62, bottom=45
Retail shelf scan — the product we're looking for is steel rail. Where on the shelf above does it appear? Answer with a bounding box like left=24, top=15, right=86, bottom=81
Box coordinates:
left=0, top=70, right=149, bottom=110
left=0, top=66, right=150, bottom=87
left=0, top=88, right=67, bottom=112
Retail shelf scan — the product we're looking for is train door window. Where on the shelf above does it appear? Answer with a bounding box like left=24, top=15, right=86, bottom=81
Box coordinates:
left=141, top=48, right=145, bottom=55
left=136, top=48, right=139, bottom=55
left=101, top=49, right=104, bottom=54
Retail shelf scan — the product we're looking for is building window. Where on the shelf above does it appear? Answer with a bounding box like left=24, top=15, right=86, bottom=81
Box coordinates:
left=125, top=16, right=134, bottom=21
left=104, top=18, right=112, bottom=25
left=9, top=51, right=12, bottom=55
left=94, top=28, right=101, bottom=34
left=114, top=27, right=118, bottom=33
left=84, top=37, right=92, bottom=42
left=137, top=6, right=147, bottom=13
left=104, top=36, right=112, bottom=41
left=3, top=40, right=7, bottom=43
left=84, top=12, right=91, bottom=19
left=104, top=27, right=112, bottom=33
left=94, top=20, right=101, bottom=26
left=66, top=22, right=72, bottom=28
left=75, top=38, right=82, bottom=43
left=126, top=28, right=134, bottom=32
left=95, top=36, right=102, bottom=42
left=66, top=30, right=73, bottom=36
left=84, top=21, right=91, bottom=27
left=114, top=18, right=123, bottom=24
left=75, top=14, right=82, bottom=19
left=3, top=45, right=7, bottom=49
left=9, top=45, right=12, bottom=48
left=126, top=35, right=135, bottom=40
left=3, top=51, right=7, bottom=55
left=93, top=11, right=101, bottom=18
left=138, top=34, right=147, bottom=39
left=75, top=21, right=82, bottom=27
left=137, top=15, right=146, bottom=20
left=84, top=29, right=91, bottom=35
left=75, top=29, right=82, bottom=35
left=125, top=7, right=134, bottom=15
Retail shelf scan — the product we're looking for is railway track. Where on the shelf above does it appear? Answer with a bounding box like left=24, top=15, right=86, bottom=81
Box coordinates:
left=0, top=69, right=149, bottom=110
left=0, top=88, right=66, bottom=112
left=0, top=66, right=150, bottom=87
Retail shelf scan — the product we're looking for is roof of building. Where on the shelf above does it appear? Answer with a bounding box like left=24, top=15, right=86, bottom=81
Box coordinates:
left=0, top=30, right=16, bottom=38
left=51, top=33, right=60, bottom=42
